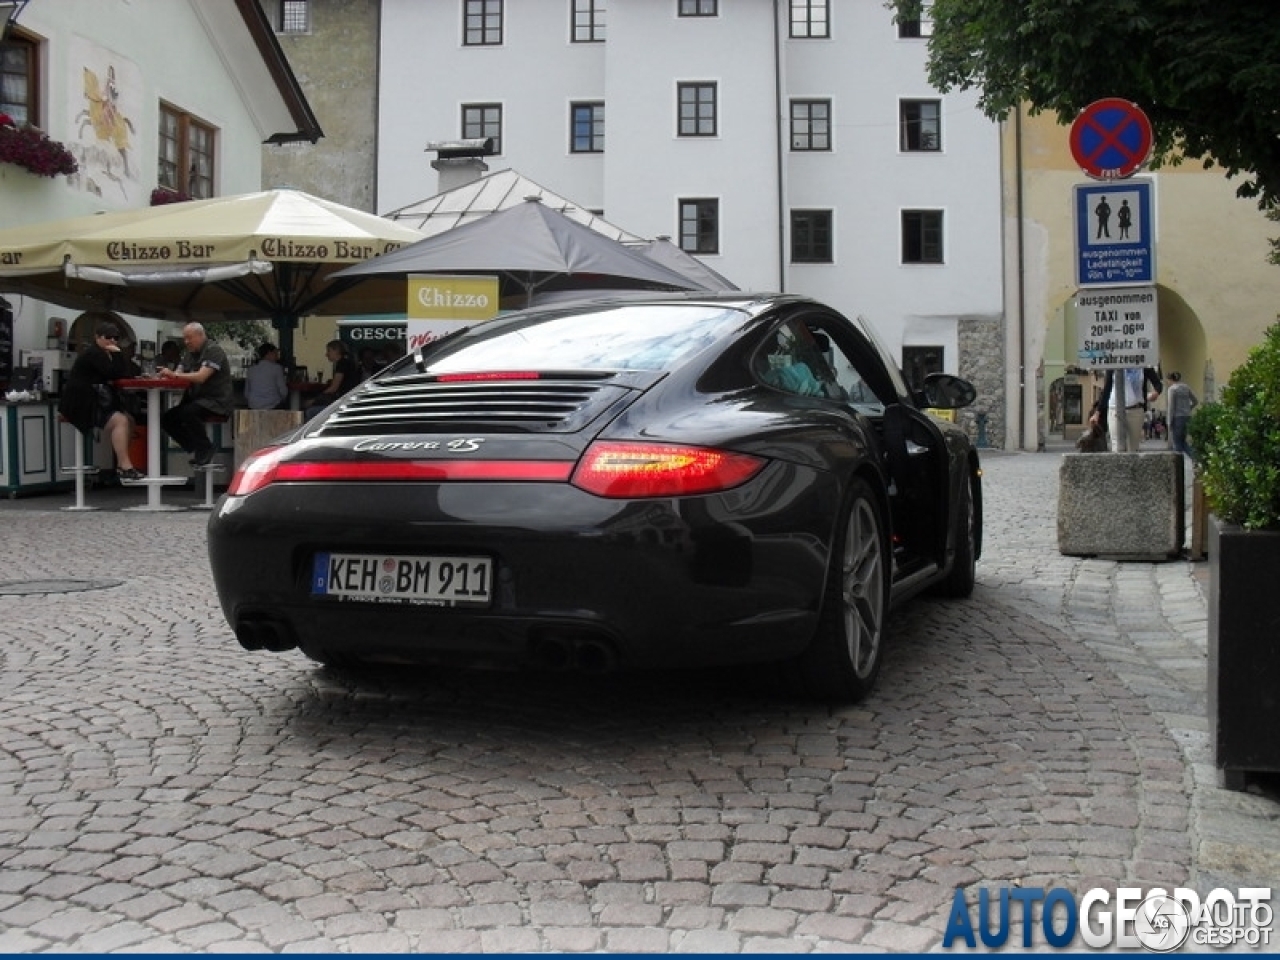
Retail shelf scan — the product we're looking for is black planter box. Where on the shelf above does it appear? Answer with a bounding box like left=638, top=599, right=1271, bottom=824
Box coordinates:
left=1208, top=517, right=1280, bottom=789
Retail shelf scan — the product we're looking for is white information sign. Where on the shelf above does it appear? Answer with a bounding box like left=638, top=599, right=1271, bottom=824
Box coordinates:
left=1076, top=285, right=1159, bottom=369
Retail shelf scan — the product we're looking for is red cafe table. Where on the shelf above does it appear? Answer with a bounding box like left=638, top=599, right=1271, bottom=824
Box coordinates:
left=113, top=377, right=192, bottom=512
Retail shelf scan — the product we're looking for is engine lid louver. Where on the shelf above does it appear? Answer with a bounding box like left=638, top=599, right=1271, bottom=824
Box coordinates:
left=316, top=375, right=633, bottom=435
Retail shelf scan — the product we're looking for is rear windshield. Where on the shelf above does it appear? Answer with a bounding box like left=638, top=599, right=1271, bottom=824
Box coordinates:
left=422, top=303, right=748, bottom=373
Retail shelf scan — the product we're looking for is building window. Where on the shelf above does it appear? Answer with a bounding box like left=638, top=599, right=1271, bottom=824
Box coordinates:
left=570, top=102, right=604, bottom=153
left=790, top=0, right=830, bottom=38
left=464, top=0, right=503, bottom=46
left=279, top=0, right=310, bottom=33
left=902, top=210, right=944, bottom=264
left=790, top=99, right=830, bottom=151
left=0, top=28, right=39, bottom=127
left=679, top=199, right=719, bottom=254
left=791, top=210, right=833, bottom=263
left=902, top=345, right=944, bottom=392
left=679, top=0, right=718, bottom=15
left=159, top=104, right=215, bottom=199
left=462, top=103, right=502, bottom=154
left=898, top=1, right=934, bottom=37
left=572, top=0, right=605, bottom=42
left=678, top=83, right=717, bottom=137
left=900, top=99, right=941, bottom=151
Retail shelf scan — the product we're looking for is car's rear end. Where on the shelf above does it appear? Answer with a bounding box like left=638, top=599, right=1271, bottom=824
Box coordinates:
left=207, top=299, right=844, bottom=671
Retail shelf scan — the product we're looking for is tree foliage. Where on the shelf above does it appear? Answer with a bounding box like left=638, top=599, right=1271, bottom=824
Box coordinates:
left=1188, top=322, right=1280, bottom=529
left=204, top=319, right=270, bottom=351
left=888, top=0, right=1280, bottom=208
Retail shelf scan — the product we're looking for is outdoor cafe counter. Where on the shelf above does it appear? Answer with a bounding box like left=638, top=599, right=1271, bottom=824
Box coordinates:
left=0, top=399, right=85, bottom=498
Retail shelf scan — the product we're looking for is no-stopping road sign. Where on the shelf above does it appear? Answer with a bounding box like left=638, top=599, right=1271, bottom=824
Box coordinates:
left=1069, top=98, right=1153, bottom=181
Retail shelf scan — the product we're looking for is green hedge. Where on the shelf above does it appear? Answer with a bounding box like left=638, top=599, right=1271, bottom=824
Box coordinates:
left=1188, top=322, right=1280, bottom=530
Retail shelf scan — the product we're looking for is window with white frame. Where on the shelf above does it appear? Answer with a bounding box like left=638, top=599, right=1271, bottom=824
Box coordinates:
left=464, top=0, right=503, bottom=45
left=571, top=102, right=604, bottom=153
left=678, top=82, right=717, bottom=137
left=462, top=103, right=502, bottom=154
left=902, top=345, right=944, bottom=391
left=898, top=0, right=934, bottom=38
left=900, top=99, right=941, bottom=151
left=572, top=0, right=605, bottom=42
left=790, top=0, right=830, bottom=38
left=679, top=199, right=719, bottom=254
left=791, top=210, right=833, bottom=263
left=902, top=209, right=944, bottom=264
left=790, top=99, right=831, bottom=151
left=679, top=0, right=717, bottom=16
left=159, top=103, right=216, bottom=198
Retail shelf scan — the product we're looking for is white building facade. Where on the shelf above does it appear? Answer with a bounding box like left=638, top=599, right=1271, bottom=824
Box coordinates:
left=375, top=0, right=1007, bottom=441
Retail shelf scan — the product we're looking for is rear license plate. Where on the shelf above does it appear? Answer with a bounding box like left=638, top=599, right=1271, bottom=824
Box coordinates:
left=312, top=552, right=492, bottom=607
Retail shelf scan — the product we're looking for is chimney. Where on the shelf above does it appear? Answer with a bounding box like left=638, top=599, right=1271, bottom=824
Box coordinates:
left=427, top=138, right=494, bottom=193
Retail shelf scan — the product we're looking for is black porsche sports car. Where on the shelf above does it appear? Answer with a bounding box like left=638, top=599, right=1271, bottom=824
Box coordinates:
left=208, top=292, right=981, bottom=703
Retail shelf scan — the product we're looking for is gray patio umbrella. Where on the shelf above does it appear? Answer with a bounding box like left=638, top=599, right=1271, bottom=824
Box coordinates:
left=632, top=236, right=739, bottom=292
left=333, top=197, right=702, bottom=306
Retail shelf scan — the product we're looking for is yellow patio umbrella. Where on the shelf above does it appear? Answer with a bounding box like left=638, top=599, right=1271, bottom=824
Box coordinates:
left=0, top=188, right=426, bottom=357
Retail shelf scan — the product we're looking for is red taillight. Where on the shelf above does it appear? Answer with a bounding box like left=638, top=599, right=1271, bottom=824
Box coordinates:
left=225, top=447, right=573, bottom=496
left=273, top=461, right=572, bottom=482
left=227, top=444, right=288, bottom=496
left=571, top=441, right=766, bottom=499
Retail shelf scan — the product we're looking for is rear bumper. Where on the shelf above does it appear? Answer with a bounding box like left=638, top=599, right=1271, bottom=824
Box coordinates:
left=207, top=470, right=838, bottom=669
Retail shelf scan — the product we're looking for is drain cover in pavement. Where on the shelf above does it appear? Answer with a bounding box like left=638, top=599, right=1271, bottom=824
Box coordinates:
left=0, top=579, right=124, bottom=596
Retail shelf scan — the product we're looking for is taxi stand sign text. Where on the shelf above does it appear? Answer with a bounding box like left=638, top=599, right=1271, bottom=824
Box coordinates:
left=1076, top=285, right=1159, bottom=370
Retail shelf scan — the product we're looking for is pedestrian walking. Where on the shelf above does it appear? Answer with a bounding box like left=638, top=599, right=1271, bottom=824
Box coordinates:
left=1165, top=371, right=1198, bottom=458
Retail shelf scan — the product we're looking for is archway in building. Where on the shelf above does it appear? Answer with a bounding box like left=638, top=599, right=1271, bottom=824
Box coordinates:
left=1043, top=284, right=1208, bottom=443
left=68, top=311, right=140, bottom=358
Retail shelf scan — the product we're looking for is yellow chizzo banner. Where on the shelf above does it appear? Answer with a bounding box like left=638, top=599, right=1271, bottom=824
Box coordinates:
left=408, top=275, right=500, bottom=321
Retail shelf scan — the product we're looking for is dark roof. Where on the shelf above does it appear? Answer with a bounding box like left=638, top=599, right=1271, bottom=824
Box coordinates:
left=235, top=0, right=323, bottom=144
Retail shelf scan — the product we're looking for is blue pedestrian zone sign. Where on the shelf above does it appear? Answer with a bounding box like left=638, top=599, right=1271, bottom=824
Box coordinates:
left=1074, top=179, right=1154, bottom=287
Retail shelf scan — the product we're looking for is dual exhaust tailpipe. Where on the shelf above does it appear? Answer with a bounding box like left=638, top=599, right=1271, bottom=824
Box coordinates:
left=235, top=617, right=297, bottom=653
left=531, top=633, right=618, bottom=673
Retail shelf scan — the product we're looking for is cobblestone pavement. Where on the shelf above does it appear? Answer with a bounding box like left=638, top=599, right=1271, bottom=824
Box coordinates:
left=0, top=450, right=1277, bottom=952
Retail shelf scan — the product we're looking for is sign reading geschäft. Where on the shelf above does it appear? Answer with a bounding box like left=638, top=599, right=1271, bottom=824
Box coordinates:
left=1074, top=179, right=1154, bottom=287
left=407, top=274, right=500, bottom=352
left=1076, top=285, right=1159, bottom=369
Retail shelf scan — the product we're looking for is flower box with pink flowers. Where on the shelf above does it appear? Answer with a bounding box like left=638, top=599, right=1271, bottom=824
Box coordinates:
left=0, top=113, right=78, bottom=178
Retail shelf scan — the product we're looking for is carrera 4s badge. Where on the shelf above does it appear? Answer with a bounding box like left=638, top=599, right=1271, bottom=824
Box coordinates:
left=352, top=438, right=486, bottom=454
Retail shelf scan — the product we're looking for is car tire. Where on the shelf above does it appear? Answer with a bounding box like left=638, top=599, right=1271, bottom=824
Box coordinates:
left=935, top=471, right=977, bottom=599
left=792, top=476, right=889, bottom=703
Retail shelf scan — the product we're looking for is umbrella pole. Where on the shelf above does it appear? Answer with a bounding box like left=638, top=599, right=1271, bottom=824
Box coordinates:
left=274, top=313, right=298, bottom=369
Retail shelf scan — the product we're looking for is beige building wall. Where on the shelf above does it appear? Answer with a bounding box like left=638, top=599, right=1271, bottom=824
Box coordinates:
left=260, top=0, right=381, bottom=374
left=1003, top=106, right=1280, bottom=449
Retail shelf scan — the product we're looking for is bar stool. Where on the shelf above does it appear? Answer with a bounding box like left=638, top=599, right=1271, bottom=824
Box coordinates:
left=191, top=412, right=230, bottom=510
left=190, top=462, right=226, bottom=510
left=58, top=415, right=99, bottom=512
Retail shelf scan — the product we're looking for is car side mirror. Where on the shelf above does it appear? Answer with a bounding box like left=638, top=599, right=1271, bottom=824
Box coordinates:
left=918, top=372, right=977, bottom=410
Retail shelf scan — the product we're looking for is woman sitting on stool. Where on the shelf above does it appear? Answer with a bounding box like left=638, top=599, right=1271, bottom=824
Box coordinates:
left=57, top=312, right=144, bottom=483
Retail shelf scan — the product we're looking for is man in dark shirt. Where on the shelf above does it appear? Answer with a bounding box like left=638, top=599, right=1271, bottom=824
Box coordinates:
left=157, top=322, right=234, bottom=466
